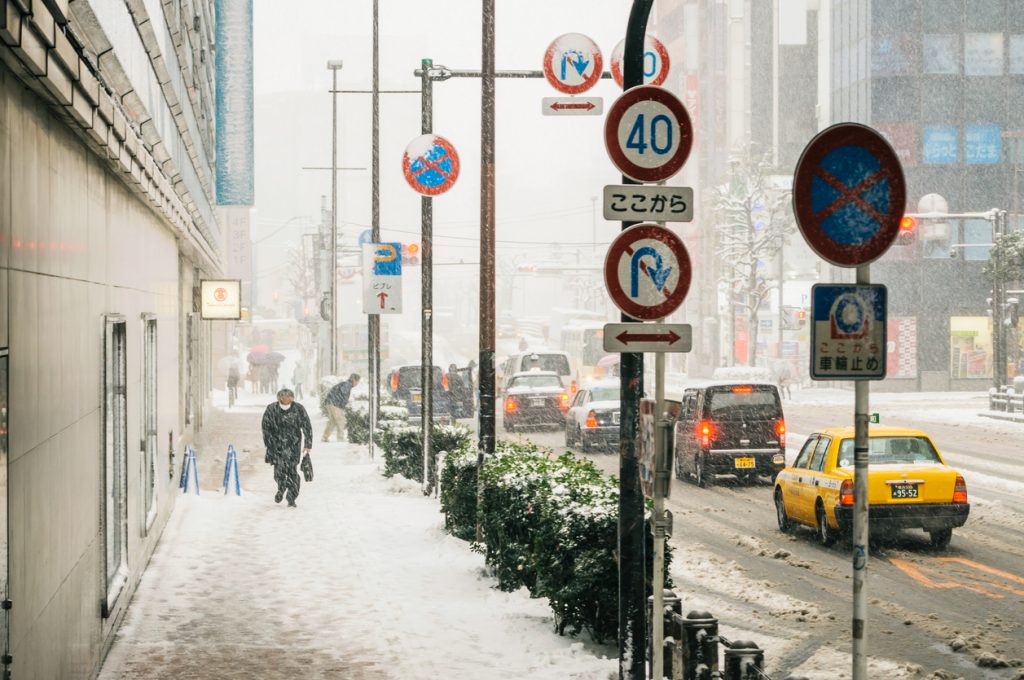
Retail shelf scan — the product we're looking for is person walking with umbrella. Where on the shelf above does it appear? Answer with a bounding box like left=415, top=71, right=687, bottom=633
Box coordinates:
left=262, top=388, right=313, bottom=507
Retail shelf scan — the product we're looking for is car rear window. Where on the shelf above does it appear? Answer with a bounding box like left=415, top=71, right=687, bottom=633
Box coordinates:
left=705, top=386, right=780, bottom=418
left=590, top=387, right=620, bottom=401
left=398, top=366, right=443, bottom=389
left=520, top=354, right=571, bottom=375
left=510, top=374, right=563, bottom=389
left=836, top=436, right=942, bottom=467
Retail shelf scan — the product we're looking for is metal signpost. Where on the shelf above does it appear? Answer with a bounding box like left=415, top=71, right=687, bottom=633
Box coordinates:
left=609, top=34, right=670, bottom=88
left=403, top=128, right=460, bottom=494
left=605, top=16, right=691, bottom=673
left=792, top=122, right=905, bottom=680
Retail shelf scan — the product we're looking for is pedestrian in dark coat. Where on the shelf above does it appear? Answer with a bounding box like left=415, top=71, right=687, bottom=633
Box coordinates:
left=322, top=373, right=360, bottom=442
left=262, top=389, right=313, bottom=507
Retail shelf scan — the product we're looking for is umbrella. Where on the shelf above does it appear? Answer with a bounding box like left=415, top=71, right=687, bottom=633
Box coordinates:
left=247, top=350, right=269, bottom=365
left=249, top=344, right=270, bottom=353
left=597, top=354, right=620, bottom=368
left=266, top=351, right=286, bottom=364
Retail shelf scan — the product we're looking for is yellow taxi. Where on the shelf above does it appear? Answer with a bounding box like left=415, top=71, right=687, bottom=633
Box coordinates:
left=773, top=427, right=969, bottom=549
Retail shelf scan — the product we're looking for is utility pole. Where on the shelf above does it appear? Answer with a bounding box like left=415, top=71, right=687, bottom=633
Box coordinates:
left=421, top=58, right=435, bottom=494
left=327, top=59, right=343, bottom=374
left=478, top=0, right=497, bottom=475
left=369, top=0, right=381, bottom=459
left=619, top=2, right=652, bottom=678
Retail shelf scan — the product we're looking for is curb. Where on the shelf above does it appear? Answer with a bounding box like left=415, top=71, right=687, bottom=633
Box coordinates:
left=978, top=411, right=1024, bottom=424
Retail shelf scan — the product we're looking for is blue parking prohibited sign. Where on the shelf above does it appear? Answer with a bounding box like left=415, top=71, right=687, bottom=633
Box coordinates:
left=810, top=284, right=887, bottom=380
left=793, top=123, right=906, bottom=267
left=402, top=134, right=460, bottom=196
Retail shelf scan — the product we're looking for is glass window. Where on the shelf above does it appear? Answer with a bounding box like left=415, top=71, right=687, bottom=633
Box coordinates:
left=794, top=437, right=817, bottom=469
left=510, top=374, right=563, bottom=389
left=705, top=386, right=781, bottom=418
left=950, top=317, right=993, bottom=379
left=923, top=34, right=959, bottom=74
left=1010, top=36, right=1024, bottom=74
left=923, top=0, right=960, bottom=32
left=142, top=316, right=157, bottom=533
left=103, top=317, right=128, bottom=615
left=519, top=353, right=571, bottom=376
left=810, top=436, right=831, bottom=471
left=836, top=437, right=942, bottom=467
left=965, top=33, right=1004, bottom=76
left=963, top=219, right=994, bottom=260
left=590, top=387, right=620, bottom=402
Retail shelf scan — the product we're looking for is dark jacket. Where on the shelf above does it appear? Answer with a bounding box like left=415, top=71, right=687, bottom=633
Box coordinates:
left=262, top=402, right=313, bottom=461
left=324, top=379, right=354, bottom=408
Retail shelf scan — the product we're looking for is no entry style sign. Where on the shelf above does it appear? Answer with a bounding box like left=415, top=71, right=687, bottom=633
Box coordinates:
left=543, top=33, right=603, bottom=95
left=402, top=134, right=460, bottom=196
left=604, top=223, right=691, bottom=320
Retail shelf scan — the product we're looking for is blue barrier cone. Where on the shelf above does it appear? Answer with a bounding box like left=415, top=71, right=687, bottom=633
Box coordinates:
left=182, top=446, right=200, bottom=495
left=223, top=445, right=241, bottom=496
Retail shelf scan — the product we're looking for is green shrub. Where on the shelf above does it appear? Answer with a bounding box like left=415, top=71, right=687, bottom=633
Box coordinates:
left=439, top=438, right=672, bottom=644
left=377, top=421, right=473, bottom=484
left=345, top=395, right=408, bottom=444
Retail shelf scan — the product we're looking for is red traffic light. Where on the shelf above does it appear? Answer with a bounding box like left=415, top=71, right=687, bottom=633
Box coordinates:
left=796, top=309, right=807, bottom=320
left=899, top=216, right=917, bottom=232
left=406, top=242, right=420, bottom=255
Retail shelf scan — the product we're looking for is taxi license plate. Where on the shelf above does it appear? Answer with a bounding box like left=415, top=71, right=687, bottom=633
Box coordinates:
left=530, top=398, right=544, bottom=407
left=613, top=412, right=620, bottom=425
left=734, top=457, right=756, bottom=469
left=412, top=394, right=422, bottom=403
left=891, top=484, right=919, bottom=499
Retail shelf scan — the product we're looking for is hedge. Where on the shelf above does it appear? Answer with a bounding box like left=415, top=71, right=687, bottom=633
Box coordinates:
left=377, top=421, right=474, bottom=484
left=344, top=395, right=408, bottom=445
left=439, top=440, right=671, bottom=643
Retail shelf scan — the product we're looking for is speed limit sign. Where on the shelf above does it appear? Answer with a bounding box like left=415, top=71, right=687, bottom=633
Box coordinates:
left=604, top=85, right=693, bottom=183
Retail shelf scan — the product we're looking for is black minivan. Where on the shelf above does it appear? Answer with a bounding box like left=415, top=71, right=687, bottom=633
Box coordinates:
left=673, top=383, right=786, bottom=486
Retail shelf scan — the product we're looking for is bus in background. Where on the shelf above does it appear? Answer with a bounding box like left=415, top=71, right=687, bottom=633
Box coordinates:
left=560, top=321, right=608, bottom=383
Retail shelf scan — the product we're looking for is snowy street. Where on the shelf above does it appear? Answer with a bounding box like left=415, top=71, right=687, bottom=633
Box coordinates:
left=97, top=392, right=616, bottom=680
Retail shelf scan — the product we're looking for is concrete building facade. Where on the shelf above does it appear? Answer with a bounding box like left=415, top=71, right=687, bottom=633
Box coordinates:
left=0, top=0, right=231, bottom=675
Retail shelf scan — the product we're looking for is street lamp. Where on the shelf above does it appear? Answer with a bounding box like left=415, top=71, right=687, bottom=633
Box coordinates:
left=327, top=59, right=343, bottom=374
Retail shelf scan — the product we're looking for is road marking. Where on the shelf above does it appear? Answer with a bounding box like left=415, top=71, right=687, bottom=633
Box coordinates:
left=891, top=557, right=1024, bottom=599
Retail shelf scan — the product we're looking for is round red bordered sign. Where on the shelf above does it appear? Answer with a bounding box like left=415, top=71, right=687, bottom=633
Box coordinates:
left=402, top=134, right=460, bottom=196
left=604, top=223, right=692, bottom=320
left=792, top=123, right=906, bottom=267
left=604, top=86, right=692, bottom=183
left=543, top=33, right=603, bottom=95
left=609, top=35, right=670, bottom=88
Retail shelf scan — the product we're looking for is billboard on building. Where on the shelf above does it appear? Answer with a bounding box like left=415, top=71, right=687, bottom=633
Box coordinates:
left=215, top=0, right=254, bottom=206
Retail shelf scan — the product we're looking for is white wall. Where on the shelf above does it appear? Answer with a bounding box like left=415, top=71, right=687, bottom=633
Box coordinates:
left=1, top=60, right=184, bottom=679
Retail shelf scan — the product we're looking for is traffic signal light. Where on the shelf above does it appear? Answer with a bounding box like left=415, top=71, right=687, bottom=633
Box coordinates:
left=402, top=242, right=420, bottom=266
left=781, top=306, right=808, bottom=330
left=896, top=216, right=917, bottom=246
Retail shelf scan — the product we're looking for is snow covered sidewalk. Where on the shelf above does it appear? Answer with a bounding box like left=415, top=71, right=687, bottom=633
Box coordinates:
left=98, top=402, right=616, bottom=679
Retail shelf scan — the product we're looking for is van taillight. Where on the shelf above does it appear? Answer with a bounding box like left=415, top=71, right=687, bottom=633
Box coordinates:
left=504, top=398, right=518, bottom=414
left=840, top=479, right=854, bottom=506
left=586, top=411, right=598, bottom=428
left=776, top=419, right=786, bottom=448
left=697, top=420, right=714, bottom=448
left=391, top=373, right=398, bottom=391
left=571, top=380, right=578, bottom=394
left=442, top=373, right=449, bottom=390
left=953, top=475, right=968, bottom=503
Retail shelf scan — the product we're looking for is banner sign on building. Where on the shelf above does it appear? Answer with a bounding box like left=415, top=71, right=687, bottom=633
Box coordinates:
left=200, top=280, right=243, bottom=320
left=215, top=0, right=254, bottom=205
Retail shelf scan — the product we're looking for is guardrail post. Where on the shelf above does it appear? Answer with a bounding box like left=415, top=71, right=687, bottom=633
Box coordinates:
left=723, top=640, right=764, bottom=680
left=681, top=611, right=718, bottom=680
left=648, top=589, right=683, bottom=678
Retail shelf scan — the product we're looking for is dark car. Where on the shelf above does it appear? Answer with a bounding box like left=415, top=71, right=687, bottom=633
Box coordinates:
left=674, top=383, right=786, bottom=486
left=564, top=379, right=620, bottom=452
left=387, top=364, right=451, bottom=421
left=503, top=371, right=570, bottom=431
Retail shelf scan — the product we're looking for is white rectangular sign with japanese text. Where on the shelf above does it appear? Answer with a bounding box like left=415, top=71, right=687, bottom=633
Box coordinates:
left=603, top=185, right=693, bottom=222
left=362, top=243, right=403, bottom=315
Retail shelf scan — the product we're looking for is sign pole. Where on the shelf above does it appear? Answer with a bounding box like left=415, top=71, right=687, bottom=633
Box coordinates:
left=619, top=3, right=653, bottom=678
left=369, top=0, right=381, bottom=461
left=421, top=59, right=435, bottom=494
left=651, top=341, right=666, bottom=680
left=852, top=264, right=870, bottom=680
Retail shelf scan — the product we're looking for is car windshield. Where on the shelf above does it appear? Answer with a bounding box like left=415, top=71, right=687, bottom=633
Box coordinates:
left=511, top=374, right=562, bottom=389
left=590, top=387, right=620, bottom=401
left=520, top=354, right=570, bottom=375
left=835, top=436, right=942, bottom=467
left=705, top=386, right=779, bottom=419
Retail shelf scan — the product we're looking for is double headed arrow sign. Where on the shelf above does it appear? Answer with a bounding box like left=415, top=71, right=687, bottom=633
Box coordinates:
left=603, top=323, right=693, bottom=353
left=541, top=97, right=603, bottom=116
